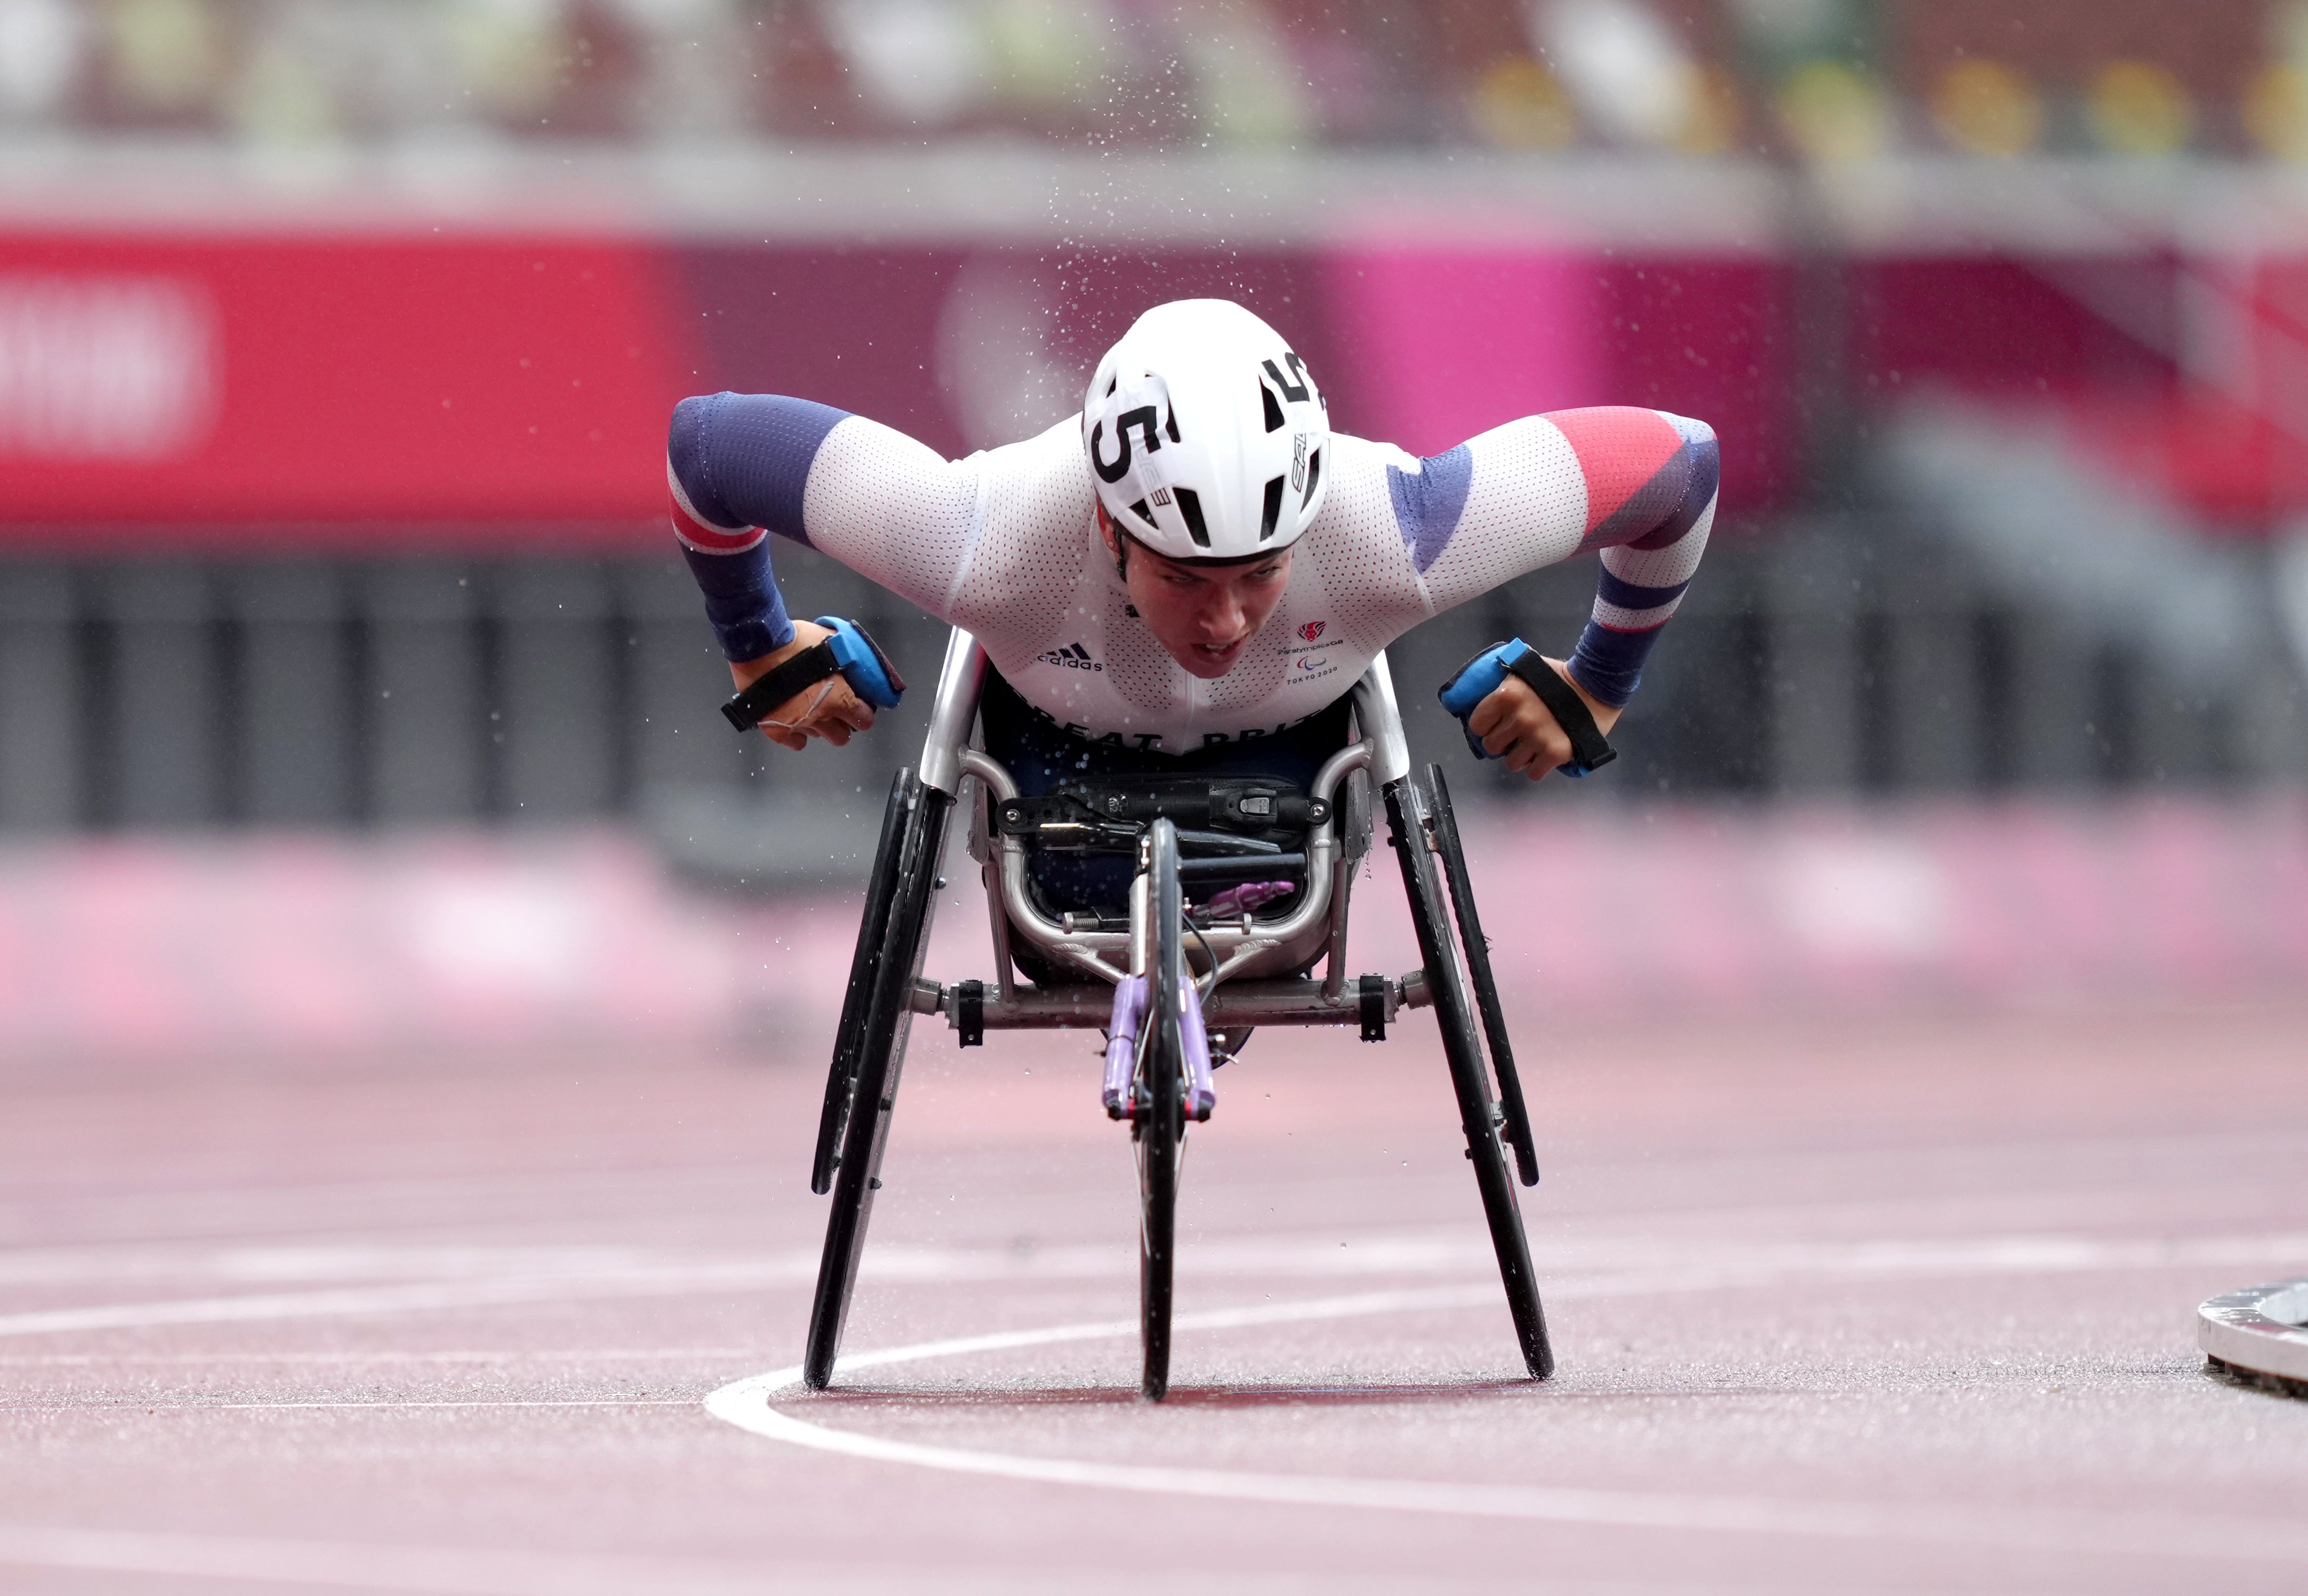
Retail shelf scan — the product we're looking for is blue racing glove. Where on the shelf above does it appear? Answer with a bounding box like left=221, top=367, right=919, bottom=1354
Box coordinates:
left=720, top=615, right=905, bottom=732
left=1438, top=638, right=1616, bottom=777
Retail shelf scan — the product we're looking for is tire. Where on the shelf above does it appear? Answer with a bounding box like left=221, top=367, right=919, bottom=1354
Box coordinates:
left=1137, top=817, right=1187, bottom=1402
left=812, top=767, right=915, bottom=1197
left=1385, top=773, right=1554, bottom=1381
left=803, top=774, right=952, bottom=1391
left=1426, top=763, right=1539, bottom=1187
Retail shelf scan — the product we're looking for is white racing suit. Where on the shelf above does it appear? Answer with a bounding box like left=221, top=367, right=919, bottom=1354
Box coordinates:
left=666, top=396, right=1719, bottom=753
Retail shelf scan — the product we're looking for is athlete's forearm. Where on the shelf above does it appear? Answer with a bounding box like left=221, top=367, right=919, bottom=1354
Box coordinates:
left=1558, top=412, right=1718, bottom=709
left=678, top=537, right=793, bottom=660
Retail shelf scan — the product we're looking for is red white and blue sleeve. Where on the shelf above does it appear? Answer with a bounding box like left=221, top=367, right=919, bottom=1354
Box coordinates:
left=1371, top=406, right=1717, bottom=709
left=664, top=393, right=842, bottom=661
left=664, top=391, right=980, bottom=662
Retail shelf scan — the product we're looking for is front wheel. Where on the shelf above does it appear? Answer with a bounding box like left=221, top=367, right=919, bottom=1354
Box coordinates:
left=1136, top=817, right=1187, bottom=1402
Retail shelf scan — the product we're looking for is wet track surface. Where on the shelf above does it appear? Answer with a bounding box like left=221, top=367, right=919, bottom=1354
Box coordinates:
left=3, top=1000, right=2306, bottom=1593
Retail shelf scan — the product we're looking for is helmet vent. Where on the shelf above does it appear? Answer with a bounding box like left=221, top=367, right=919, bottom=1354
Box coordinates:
left=1173, top=486, right=1211, bottom=548
left=1130, top=498, right=1159, bottom=528
left=1300, top=447, right=1322, bottom=508
left=1165, top=405, right=1181, bottom=443
left=1261, top=382, right=1285, bottom=433
left=1260, top=475, right=1286, bottom=541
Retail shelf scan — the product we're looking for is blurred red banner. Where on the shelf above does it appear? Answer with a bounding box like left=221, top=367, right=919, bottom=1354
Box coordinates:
left=16, top=230, right=2258, bottom=548
left=0, top=236, right=692, bottom=548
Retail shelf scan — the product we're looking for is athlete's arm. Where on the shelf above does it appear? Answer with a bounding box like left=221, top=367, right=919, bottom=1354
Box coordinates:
left=666, top=392, right=979, bottom=744
left=1366, top=406, right=1717, bottom=777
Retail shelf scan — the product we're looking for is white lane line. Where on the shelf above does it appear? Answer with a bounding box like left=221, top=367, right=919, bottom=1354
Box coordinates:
left=0, top=1347, right=765, bottom=1367
left=705, top=1267, right=2308, bottom=1568
left=0, top=1263, right=809, bottom=1339
left=0, top=1244, right=675, bottom=1288
left=0, top=1523, right=814, bottom=1596
left=7, top=1398, right=700, bottom=1413
left=8, top=1227, right=2305, bottom=1342
left=8, top=1227, right=2302, bottom=1342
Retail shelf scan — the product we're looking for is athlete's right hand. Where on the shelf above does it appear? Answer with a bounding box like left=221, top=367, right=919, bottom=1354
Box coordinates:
left=730, top=621, right=877, bottom=751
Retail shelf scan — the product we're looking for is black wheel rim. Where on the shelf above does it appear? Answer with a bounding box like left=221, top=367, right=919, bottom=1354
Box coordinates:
left=1138, top=818, right=1185, bottom=1401
left=1426, top=763, right=1539, bottom=1187
left=803, top=781, right=950, bottom=1391
left=1385, top=773, right=1554, bottom=1381
left=813, top=767, right=915, bottom=1196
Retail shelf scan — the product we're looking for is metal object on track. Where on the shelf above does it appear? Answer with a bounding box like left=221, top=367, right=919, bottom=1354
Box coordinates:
left=2199, top=1277, right=2308, bottom=1397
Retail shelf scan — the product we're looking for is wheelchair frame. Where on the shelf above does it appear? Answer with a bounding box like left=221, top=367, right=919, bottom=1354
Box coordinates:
left=801, top=628, right=1553, bottom=1400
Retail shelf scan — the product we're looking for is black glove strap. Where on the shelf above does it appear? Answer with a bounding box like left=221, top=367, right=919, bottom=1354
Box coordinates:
left=721, top=640, right=840, bottom=732
left=1504, top=651, right=1617, bottom=773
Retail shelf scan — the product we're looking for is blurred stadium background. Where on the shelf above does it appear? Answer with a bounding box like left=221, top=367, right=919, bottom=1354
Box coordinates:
left=1, top=0, right=2304, bottom=1065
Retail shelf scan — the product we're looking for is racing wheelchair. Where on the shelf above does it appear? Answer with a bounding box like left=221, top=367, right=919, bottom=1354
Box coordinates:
left=789, top=627, right=1551, bottom=1401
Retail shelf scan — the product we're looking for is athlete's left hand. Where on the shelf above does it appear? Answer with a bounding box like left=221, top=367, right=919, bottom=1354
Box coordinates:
left=1467, top=656, right=1621, bottom=781
left=729, top=620, right=877, bottom=752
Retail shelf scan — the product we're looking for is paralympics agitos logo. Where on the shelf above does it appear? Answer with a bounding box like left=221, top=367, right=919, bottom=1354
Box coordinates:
left=1298, top=621, right=1326, bottom=643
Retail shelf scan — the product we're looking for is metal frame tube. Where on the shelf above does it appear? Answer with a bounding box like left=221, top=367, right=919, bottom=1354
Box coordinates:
left=948, top=976, right=1403, bottom=1031
left=935, top=641, right=1409, bottom=998
left=960, top=738, right=1372, bottom=988
left=917, top=629, right=986, bottom=797
left=1351, top=650, right=1413, bottom=787
left=1321, top=847, right=1354, bottom=1001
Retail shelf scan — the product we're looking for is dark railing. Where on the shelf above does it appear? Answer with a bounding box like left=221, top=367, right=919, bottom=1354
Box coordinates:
left=0, top=529, right=2297, bottom=836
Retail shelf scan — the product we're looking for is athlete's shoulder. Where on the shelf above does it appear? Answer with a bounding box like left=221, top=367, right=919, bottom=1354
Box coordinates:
left=977, top=412, right=1089, bottom=475
left=1321, top=429, right=1410, bottom=469
left=973, top=412, right=1097, bottom=517
left=1304, top=430, right=1415, bottom=510
left=956, top=412, right=1099, bottom=578
left=1297, top=431, right=1428, bottom=583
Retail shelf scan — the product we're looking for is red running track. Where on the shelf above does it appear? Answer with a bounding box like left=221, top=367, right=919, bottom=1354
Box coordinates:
left=2, top=996, right=2305, bottom=1593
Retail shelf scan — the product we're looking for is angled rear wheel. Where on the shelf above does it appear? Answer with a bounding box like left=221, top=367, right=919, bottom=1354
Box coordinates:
left=1426, top=764, right=1539, bottom=1186
left=804, top=768, right=951, bottom=1390
left=1386, top=770, right=1554, bottom=1380
left=1136, top=818, right=1187, bottom=1401
left=813, top=768, right=914, bottom=1197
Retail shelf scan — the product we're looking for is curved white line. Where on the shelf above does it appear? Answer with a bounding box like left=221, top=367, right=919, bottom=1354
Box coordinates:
left=705, top=1278, right=2308, bottom=1567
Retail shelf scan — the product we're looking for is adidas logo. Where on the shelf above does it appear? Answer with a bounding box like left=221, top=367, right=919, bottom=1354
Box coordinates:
left=1034, top=642, right=1105, bottom=673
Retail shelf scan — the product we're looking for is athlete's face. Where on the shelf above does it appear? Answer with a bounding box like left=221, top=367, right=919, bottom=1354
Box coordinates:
left=1100, top=506, right=1295, bottom=679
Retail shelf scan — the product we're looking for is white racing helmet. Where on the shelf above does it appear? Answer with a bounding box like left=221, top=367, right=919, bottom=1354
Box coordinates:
left=1082, top=299, right=1329, bottom=562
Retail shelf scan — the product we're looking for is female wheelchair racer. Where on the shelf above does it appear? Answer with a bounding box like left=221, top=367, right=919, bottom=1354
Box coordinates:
left=674, top=300, right=1718, bottom=1398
